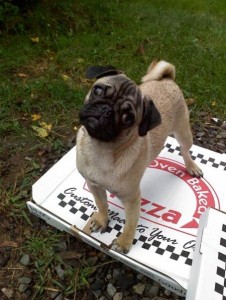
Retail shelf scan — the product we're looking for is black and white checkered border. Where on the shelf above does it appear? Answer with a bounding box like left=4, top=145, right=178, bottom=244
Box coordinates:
left=214, top=224, right=226, bottom=299
left=57, top=193, right=93, bottom=221
left=57, top=193, right=192, bottom=265
left=133, top=235, right=192, bottom=266
left=164, top=143, right=226, bottom=170
left=105, top=223, right=123, bottom=237
left=57, top=192, right=124, bottom=236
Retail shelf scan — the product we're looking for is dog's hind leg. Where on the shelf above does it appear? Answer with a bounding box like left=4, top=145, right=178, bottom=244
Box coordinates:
left=173, top=113, right=203, bottom=177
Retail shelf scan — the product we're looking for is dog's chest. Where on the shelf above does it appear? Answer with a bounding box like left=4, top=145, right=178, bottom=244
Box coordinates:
left=77, top=143, right=115, bottom=186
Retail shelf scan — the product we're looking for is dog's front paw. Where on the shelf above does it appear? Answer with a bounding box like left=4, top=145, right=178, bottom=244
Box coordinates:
left=90, top=212, right=108, bottom=233
left=186, top=161, right=203, bottom=177
left=111, top=234, right=133, bottom=254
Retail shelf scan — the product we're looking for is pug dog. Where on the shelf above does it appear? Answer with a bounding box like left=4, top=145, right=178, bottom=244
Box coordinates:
left=76, top=60, right=203, bottom=253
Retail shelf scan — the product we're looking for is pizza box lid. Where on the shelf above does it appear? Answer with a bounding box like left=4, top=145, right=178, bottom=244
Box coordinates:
left=28, top=136, right=226, bottom=296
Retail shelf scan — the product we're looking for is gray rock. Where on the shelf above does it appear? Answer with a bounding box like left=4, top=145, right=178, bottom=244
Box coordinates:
left=145, top=282, right=160, bottom=297
left=49, top=291, right=60, bottom=299
left=221, top=121, right=226, bottom=130
left=133, top=283, right=145, bottom=295
left=217, top=131, right=226, bottom=139
left=18, top=276, right=31, bottom=285
left=18, top=284, right=29, bottom=293
left=90, top=278, right=105, bottom=290
left=1, top=287, right=13, bottom=299
left=136, top=273, right=145, bottom=281
left=99, top=296, right=107, bottom=300
left=164, top=289, right=171, bottom=296
left=87, top=256, right=98, bottom=266
left=107, top=282, right=117, bottom=297
left=55, top=293, right=63, bottom=300
left=113, top=292, right=123, bottom=300
left=19, top=254, right=30, bottom=266
left=93, top=289, right=102, bottom=298
left=54, top=294, right=64, bottom=300
left=112, top=268, right=121, bottom=279
left=217, top=142, right=225, bottom=149
left=55, top=264, right=65, bottom=279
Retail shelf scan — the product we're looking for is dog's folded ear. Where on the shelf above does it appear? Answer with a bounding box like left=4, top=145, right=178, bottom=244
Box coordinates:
left=138, top=97, right=161, bottom=137
left=86, top=66, right=120, bottom=79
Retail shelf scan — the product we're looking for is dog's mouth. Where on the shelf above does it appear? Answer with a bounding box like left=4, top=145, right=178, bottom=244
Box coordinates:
left=79, top=103, right=119, bottom=142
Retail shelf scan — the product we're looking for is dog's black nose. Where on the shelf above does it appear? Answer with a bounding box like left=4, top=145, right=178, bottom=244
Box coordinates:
left=101, top=104, right=109, bottom=112
left=100, top=104, right=113, bottom=117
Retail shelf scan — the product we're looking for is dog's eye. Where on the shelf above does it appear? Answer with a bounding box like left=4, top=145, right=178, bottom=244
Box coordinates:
left=122, top=114, right=133, bottom=125
left=93, top=85, right=104, bottom=96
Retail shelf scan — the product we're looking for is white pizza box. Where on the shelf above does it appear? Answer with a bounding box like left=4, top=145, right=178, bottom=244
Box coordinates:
left=186, top=208, right=226, bottom=300
left=27, top=136, right=226, bottom=297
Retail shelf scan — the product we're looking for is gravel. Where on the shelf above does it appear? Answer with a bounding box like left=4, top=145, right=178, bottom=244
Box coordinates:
left=107, top=282, right=117, bottom=297
left=19, top=254, right=31, bottom=266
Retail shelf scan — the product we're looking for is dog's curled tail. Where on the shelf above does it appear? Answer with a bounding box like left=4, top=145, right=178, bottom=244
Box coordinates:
left=141, top=60, right=176, bottom=83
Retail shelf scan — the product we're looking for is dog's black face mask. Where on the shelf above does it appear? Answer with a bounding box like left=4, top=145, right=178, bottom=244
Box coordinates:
left=79, top=102, right=120, bottom=142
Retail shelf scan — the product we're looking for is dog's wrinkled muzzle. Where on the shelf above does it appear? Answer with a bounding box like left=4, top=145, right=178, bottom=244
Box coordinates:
left=79, top=103, right=118, bottom=142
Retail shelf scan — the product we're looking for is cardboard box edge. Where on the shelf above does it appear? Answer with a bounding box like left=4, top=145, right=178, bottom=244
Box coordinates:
left=185, top=208, right=225, bottom=299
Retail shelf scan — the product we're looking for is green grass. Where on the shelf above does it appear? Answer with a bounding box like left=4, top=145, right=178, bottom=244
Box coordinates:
left=1, top=0, right=226, bottom=137
left=23, top=231, right=93, bottom=298
left=1, top=0, right=226, bottom=297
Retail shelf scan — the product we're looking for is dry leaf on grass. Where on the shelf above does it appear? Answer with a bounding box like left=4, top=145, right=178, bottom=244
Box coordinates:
left=17, top=73, right=28, bottom=78
left=211, top=100, right=217, bottom=106
left=31, top=114, right=41, bottom=121
left=31, top=37, right=39, bottom=43
left=186, top=98, right=196, bottom=105
left=40, top=122, right=52, bottom=131
left=32, top=122, right=52, bottom=138
left=61, top=74, right=70, bottom=81
left=59, top=250, right=83, bottom=260
left=0, top=241, right=19, bottom=248
left=32, top=126, right=48, bottom=138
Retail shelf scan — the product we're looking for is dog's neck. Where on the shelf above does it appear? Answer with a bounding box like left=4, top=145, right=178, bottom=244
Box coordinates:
left=113, top=127, right=140, bottom=160
left=84, top=125, right=140, bottom=153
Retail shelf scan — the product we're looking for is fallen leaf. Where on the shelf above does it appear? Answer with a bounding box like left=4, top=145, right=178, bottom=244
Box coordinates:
left=1, top=287, right=14, bottom=299
left=18, top=73, right=28, bottom=78
left=32, top=126, right=49, bottom=138
left=0, top=241, right=19, bottom=248
left=31, top=114, right=41, bottom=121
left=61, top=74, right=70, bottom=81
left=31, top=37, right=39, bottom=43
left=77, top=58, right=85, bottom=63
left=40, top=122, right=52, bottom=131
left=59, top=250, right=83, bottom=260
left=186, top=98, right=196, bottom=105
